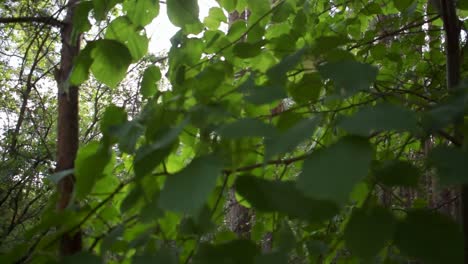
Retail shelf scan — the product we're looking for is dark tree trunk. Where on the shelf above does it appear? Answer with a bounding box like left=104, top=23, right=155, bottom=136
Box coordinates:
left=55, top=0, right=82, bottom=256
left=438, top=0, right=465, bottom=262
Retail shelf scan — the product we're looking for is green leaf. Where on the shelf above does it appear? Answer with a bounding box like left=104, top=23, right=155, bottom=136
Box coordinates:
left=297, top=136, right=373, bottom=204
left=394, top=209, right=463, bottom=264
left=338, top=103, right=419, bottom=136
left=288, top=73, right=322, bottom=104
left=112, top=120, right=143, bottom=153
left=105, top=16, right=149, bottom=61
left=100, top=104, right=127, bottom=136
left=267, top=48, right=306, bottom=83
left=217, top=118, right=278, bottom=139
left=244, top=83, right=287, bottom=105
left=70, top=42, right=96, bottom=85
left=133, top=251, right=177, bottom=264
left=63, top=252, right=102, bottom=264
left=373, top=160, right=420, bottom=187
left=167, top=0, right=201, bottom=31
left=72, top=1, right=93, bottom=41
left=394, top=0, right=414, bottom=12
left=47, top=169, right=74, bottom=184
left=233, top=42, right=264, bottom=59
left=93, top=0, right=122, bottom=21
left=318, top=60, right=378, bottom=95
left=235, top=176, right=339, bottom=222
left=274, top=222, right=296, bottom=252
left=90, top=39, right=132, bottom=88
left=362, top=3, right=382, bottom=15
left=75, top=142, right=113, bottom=199
left=194, top=239, right=259, bottom=264
left=428, top=146, right=468, bottom=186
left=140, top=65, right=161, bottom=99
left=134, top=119, right=188, bottom=178
left=124, top=0, right=159, bottom=27
left=159, top=155, right=223, bottom=214
left=217, top=0, right=237, bottom=12
left=255, top=252, right=288, bottom=264
left=459, top=0, right=468, bottom=10
left=203, top=7, right=227, bottom=30
left=344, top=206, right=396, bottom=259
left=265, top=117, right=320, bottom=159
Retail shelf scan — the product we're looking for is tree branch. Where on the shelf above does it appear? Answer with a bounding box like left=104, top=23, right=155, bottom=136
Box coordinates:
left=0, top=16, right=63, bottom=27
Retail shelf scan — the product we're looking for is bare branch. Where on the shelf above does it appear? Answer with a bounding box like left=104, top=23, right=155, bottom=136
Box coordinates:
left=0, top=16, right=63, bottom=27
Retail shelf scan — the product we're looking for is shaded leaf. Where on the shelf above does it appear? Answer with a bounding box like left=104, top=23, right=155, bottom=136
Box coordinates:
left=93, top=0, right=122, bottom=21
left=318, top=60, right=378, bottom=95
left=75, top=142, right=113, bottom=199
left=100, top=104, right=127, bottom=136
left=373, top=160, right=420, bottom=187
left=235, top=175, right=339, bottom=222
left=159, top=155, right=223, bottom=214
left=194, top=239, right=259, bottom=264
left=428, top=146, right=468, bottom=185
left=217, top=118, right=278, bottom=139
left=288, top=73, right=322, bottom=104
left=344, top=206, right=396, bottom=259
left=297, top=137, right=373, bottom=204
left=265, top=117, right=320, bottom=159
left=394, top=209, right=463, bottom=264
left=167, top=0, right=201, bottom=31
left=134, top=119, right=188, bottom=178
left=267, top=48, right=305, bottom=83
left=140, top=65, right=161, bottom=99
left=70, top=42, right=96, bottom=85
left=338, top=103, right=419, bottom=136
left=233, top=42, right=263, bottom=58
left=394, top=0, right=414, bottom=12
left=72, top=1, right=93, bottom=41
left=63, top=252, right=101, bottom=264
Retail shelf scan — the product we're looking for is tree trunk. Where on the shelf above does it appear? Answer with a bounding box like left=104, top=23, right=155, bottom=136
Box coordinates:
left=438, top=0, right=465, bottom=262
left=55, top=0, right=82, bottom=256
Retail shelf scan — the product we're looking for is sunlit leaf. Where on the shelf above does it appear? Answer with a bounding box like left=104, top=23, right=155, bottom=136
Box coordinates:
left=90, top=39, right=132, bottom=88
left=203, top=7, right=227, bottom=29
left=124, top=0, right=159, bottom=27
left=105, top=16, right=149, bottom=61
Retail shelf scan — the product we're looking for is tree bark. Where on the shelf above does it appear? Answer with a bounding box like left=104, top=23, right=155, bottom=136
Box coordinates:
left=55, top=0, right=82, bottom=256
left=438, top=0, right=465, bottom=262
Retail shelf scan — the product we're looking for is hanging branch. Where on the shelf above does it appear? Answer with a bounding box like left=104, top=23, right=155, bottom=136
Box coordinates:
left=0, top=16, right=64, bottom=27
